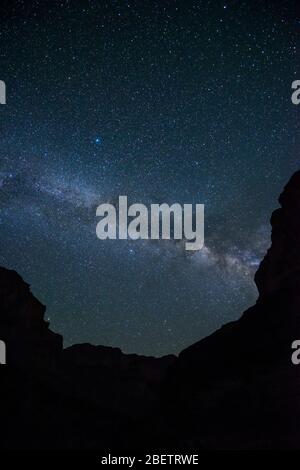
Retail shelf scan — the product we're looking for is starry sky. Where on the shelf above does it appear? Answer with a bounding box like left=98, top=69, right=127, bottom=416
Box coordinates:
left=0, top=0, right=299, bottom=356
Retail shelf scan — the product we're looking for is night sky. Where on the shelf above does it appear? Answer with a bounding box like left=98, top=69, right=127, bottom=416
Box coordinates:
left=0, top=0, right=299, bottom=356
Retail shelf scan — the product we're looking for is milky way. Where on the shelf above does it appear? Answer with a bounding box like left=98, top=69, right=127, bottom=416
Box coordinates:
left=0, top=1, right=299, bottom=355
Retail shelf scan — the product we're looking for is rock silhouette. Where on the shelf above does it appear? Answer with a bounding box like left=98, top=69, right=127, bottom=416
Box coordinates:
left=1, top=172, right=300, bottom=449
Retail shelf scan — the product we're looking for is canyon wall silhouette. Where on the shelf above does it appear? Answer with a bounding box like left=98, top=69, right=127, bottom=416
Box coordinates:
left=1, top=172, right=300, bottom=450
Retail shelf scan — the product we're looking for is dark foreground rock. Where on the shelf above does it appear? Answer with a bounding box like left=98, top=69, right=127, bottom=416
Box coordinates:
left=1, top=172, right=300, bottom=450
left=163, top=171, right=300, bottom=449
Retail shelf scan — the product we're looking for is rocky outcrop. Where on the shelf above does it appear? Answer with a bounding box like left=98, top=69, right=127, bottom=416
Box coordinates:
left=255, top=170, right=300, bottom=299
left=163, top=171, right=300, bottom=449
left=0, top=267, right=62, bottom=368
left=0, top=269, right=175, bottom=450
